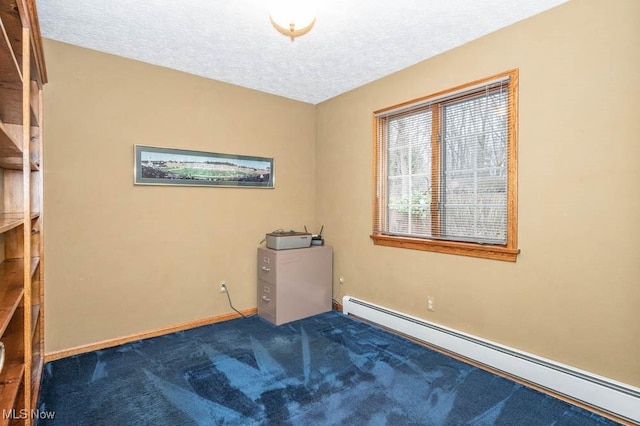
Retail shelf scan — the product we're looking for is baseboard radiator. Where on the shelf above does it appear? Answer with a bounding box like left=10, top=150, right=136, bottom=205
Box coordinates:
left=342, top=296, right=640, bottom=424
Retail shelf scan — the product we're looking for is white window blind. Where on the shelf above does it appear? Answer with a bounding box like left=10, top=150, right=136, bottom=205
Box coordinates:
left=374, top=75, right=515, bottom=246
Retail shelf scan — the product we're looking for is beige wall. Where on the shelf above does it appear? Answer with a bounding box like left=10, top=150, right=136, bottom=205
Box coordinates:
left=44, top=0, right=640, bottom=388
left=316, top=0, right=640, bottom=386
left=43, top=40, right=317, bottom=353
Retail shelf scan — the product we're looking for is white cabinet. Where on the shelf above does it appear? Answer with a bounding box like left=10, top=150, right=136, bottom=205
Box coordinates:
left=257, top=246, right=332, bottom=325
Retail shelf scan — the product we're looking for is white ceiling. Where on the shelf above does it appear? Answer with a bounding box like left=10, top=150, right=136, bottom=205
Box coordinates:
left=37, top=0, right=568, bottom=105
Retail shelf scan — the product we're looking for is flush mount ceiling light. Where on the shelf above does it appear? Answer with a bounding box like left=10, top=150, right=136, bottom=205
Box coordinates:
left=269, top=0, right=316, bottom=41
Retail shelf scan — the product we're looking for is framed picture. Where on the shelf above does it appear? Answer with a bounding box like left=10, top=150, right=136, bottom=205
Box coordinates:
left=134, top=145, right=274, bottom=188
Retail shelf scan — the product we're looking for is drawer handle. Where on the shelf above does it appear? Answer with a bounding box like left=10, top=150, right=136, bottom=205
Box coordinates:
left=262, top=296, right=271, bottom=302
left=261, top=266, right=271, bottom=272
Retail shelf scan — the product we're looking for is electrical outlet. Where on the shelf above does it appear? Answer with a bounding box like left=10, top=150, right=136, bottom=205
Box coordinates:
left=427, top=296, right=435, bottom=312
left=219, top=281, right=227, bottom=293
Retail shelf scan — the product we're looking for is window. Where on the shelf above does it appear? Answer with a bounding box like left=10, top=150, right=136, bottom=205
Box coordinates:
left=371, top=70, right=519, bottom=261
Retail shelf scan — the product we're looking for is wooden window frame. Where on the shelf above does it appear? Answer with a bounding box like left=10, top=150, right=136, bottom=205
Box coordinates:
left=371, top=70, right=520, bottom=262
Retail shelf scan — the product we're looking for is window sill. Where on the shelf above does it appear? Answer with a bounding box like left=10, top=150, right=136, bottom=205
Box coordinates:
left=370, top=234, right=520, bottom=262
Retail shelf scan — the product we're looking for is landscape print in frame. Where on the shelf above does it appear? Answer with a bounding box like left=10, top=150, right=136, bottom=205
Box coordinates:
left=134, top=145, right=274, bottom=188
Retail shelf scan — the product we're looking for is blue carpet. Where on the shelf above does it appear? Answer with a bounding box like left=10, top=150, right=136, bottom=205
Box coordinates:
left=38, top=311, right=619, bottom=425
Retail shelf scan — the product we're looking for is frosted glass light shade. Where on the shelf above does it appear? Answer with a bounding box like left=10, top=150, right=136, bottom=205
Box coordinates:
left=269, top=0, right=316, bottom=40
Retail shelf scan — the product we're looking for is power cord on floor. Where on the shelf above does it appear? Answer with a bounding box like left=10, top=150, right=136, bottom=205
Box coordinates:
left=221, top=283, right=249, bottom=319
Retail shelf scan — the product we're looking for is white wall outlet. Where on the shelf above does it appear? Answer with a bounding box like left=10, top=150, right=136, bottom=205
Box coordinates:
left=427, top=296, right=435, bottom=312
left=219, top=281, right=227, bottom=293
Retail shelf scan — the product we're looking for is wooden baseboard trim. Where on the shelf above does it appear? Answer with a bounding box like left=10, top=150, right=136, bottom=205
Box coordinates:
left=44, top=308, right=258, bottom=363
left=332, top=299, right=343, bottom=312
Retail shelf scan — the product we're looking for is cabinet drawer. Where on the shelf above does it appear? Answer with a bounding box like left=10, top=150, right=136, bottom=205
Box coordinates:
left=257, top=280, right=276, bottom=313
left=257, top=250, right=277, bottom=284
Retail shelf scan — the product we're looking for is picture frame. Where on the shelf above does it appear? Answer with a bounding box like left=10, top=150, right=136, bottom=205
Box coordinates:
left=134, top=145, right=274, bottom=188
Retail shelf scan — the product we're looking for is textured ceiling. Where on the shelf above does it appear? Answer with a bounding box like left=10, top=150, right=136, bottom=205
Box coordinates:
left=37, top=0, right=568, bottom=104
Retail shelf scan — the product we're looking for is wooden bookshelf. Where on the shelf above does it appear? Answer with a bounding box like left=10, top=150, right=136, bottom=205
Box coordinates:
left=0, top=214, right=23, bottom=235
left=0, top=309, right=25, bottom=426
left=0, top=363, right=25, bottom=420
left=0, top=0, right=47, bottom=424
left=0, top=260, right=25, bottom=335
